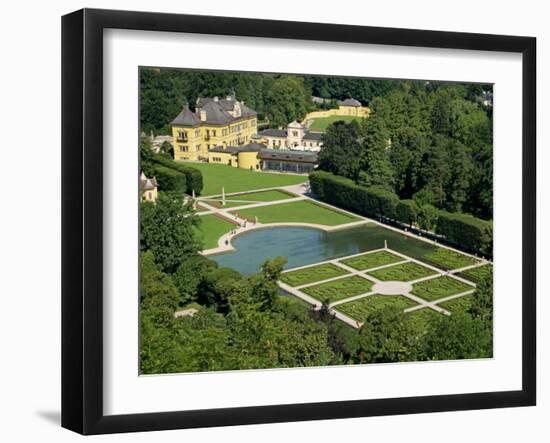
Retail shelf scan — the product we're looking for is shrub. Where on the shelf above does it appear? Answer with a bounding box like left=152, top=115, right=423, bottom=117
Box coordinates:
left=153, top=165, right=187, bottom=193
left=417, top=204, right=439, bottom=231
left=396, top=199, right=419, bottom=227
left=435, top=211, right=493, bottom=255
left=309, top=171, right=399, bottom=219
left=152, top=155, right=204, bottom=195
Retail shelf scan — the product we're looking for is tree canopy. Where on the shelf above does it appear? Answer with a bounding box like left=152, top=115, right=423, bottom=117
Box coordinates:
left=317, top=82, right=493, bottom=220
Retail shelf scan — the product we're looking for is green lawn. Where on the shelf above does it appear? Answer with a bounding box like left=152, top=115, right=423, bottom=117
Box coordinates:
left=340, top=250, right=403, bottom=271
left=411, top=276, right=474, bottom=302
left=438, top=294, right=475, bottom=314
left=196, top=200, right=242, bottom=210
left=422, top=248, right=479, bottom=270
left=198, top=214, right=236, bottom=249
left=233, top=200, right=360, bottom=226
left=302, top=276, right=373, bottom=303
left=185, top=162, right=308, bottom=196
left=226, top=189, right=296, bottom=202
left=335, top=294, right=417, bottom=323
left=367, top=262, right=437, bottom=282
left=458, top=264, right=493, bottom=284
left=198, top=189, right=296, bottom=209
left=308, top=115, right=364, bottom=131
left=280, top=263, right=349, bottom=287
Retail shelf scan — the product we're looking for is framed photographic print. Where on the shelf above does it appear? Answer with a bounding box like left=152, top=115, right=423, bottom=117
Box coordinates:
left=61, top=8, right=536, bottom=435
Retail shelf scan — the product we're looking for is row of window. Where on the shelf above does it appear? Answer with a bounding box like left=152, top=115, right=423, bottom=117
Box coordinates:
left=178, top=121, right=257, bottom=141
left=263, top=161, right=314, bottom=173
left=176, top=129, right=201, bottom=140
left=211, top=156, right=228, bottom=163
left=178, top=145, right=201, bottom=152
left=269, top=139, right=319, bottom=148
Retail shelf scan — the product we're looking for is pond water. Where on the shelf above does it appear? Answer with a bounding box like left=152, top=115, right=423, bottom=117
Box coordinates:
left=210, top=223, right=438, bottom=275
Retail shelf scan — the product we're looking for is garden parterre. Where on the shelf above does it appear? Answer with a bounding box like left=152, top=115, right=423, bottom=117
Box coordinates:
left=278, top=246, right=488, bottom=328
left=280, top=263, right=349, bottom=287
left=340, top=250, right=403, bottom=271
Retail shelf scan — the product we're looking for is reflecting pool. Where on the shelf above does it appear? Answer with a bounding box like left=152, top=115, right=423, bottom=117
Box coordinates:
left=210, top=223, right=438, bottom=275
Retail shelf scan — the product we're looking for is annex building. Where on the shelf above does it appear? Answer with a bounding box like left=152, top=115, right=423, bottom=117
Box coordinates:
left=208, top=143, right=318, bottom=174
left=257, top=120, right=323, bottom=152
left=171, top=95, right=258, bottom=161
left=140, top=172, right=158, bottom=202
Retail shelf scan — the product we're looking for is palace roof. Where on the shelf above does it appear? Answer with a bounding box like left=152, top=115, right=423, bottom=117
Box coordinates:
left=171, top=106, right=201, bottom=126
left=303, top=131, right=323, bottom=141
left=200, top=101, right=234, bottom=125
left=140, top=172, right=158, bottom=190
left=259, top=128, right=287, bottom=138
left=258, top=149, right=318, bottom=164
left=172, top=96, right=257, bottom=127
left=339, top=98, right=362, bottom=107
left=209, top=143, right=265, bottom=155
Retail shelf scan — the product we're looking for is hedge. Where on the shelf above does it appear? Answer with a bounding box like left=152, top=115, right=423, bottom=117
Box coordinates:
left=435, top=211, right=493, bottom=255
left=309, top=171, right=398, bottom=219
left=152, top=155, right=204, bottom=195
left=152, top=165, right=187, bottom=194
left=310, top=170, right=493, bottom=256
left=396, top=199, right=419, bottom=227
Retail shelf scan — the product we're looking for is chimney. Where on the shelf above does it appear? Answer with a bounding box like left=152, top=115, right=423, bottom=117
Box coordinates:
left=233, top=101, right=241, bottom=117
left=200, top=110, right=207, bottom=121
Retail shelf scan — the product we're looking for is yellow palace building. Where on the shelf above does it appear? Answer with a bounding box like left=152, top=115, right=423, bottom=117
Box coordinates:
left=171, top=95, right=258, bottom=161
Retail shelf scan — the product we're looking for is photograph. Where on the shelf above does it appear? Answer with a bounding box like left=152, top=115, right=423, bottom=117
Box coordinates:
left=138, top=67, right=494, bottom=375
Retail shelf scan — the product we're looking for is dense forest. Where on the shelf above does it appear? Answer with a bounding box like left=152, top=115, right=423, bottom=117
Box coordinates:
left=317, top=82, right=493, bottom=220
left=141, top=68, right=412, bottom=133
left=140, top=190, right=493, bottom=374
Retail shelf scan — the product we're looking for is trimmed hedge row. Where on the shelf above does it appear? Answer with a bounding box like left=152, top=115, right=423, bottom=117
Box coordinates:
left=309, top=171, right=492, bottom=255
left=152, top=155, right=203, bottom=195
left=309, top=171, right=398, bottom=219
left=435, top=211, right=493, bottom=255
left=153, top=165, right=187, bottom=194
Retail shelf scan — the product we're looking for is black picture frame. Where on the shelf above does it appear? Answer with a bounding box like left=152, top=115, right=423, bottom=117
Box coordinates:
left=61, top=8, right=536, bottom=435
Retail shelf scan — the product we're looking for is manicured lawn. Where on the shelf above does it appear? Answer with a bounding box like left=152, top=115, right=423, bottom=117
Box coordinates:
left=196, top=200, right=244, bottom=209
left=438, top=294, right=475, bottom=314
left=280, top=263, right=349, bottom=287
left=405, top=308, right=442, bottom=332
left=459, top=264, right=493, bottom=284
left=367, top=262, right=437, bottom=282
left=225, top=189, right=296, bottom=203
left=340, top=250, right=403, bottom=271
left=422, top=248, right=479, bottom=270
left=233, top=200, right=360, bottom=226
left=198, top=214, right=236, bottom=249
left=185, top=162, right=308, bottom=196
left=308, top=115, right=364, bottom=131
left=335, top=294, right=417, bottom=323
left=302, top=276, right=373, bottom=303
left=198, top=190, right=296, bottom=209
left=411, top=276, right=474, bottom=302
